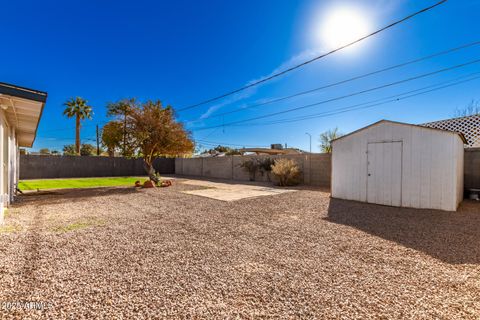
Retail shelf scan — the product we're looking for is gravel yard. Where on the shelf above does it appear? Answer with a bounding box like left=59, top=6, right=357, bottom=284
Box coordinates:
left=0, top=179, right=479, bottom=319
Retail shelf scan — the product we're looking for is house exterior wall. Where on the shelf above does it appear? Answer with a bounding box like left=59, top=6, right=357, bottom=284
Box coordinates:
left=0, top=114, right=4, bottom=224
left=8, top=127, right=15, bottom=203
left=332, top=121, right=464, bottom=211
left=0, top=111, right=18, bottom=224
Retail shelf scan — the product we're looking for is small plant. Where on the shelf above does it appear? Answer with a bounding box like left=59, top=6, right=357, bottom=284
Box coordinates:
left=271, top=158, right=301, bottom=186
left=258, top=157, right=275, bottom=181
left=0, top=225, right=21, bottom=234
left=52, top=219, right=105, bottom=232
left=239, top=158, right=260, bottom=181
left=319, top=127, right=343, bottom=153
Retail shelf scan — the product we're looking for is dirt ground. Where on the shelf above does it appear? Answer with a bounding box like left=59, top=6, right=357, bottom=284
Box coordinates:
left=0, top=179, right=479, bottom=319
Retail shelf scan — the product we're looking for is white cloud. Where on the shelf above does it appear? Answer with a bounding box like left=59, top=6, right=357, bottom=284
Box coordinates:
left=195, top=48, right=325, bottom=121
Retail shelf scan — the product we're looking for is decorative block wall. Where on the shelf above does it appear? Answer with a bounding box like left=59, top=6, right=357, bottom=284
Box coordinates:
left=421, top=115, right=480, bottom=148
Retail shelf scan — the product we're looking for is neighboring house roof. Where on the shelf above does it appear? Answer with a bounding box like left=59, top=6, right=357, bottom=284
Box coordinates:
left=239, top=148, right=304, bottom=155
left=0, top=82, right=47, bottom=147
left=332, top=120, right=468, bottom=144
left=195, top=152, right=227, bottom=158
left=420, top=115, right=480, bottom=148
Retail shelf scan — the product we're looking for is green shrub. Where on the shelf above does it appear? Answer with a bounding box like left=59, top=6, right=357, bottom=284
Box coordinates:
left=271, top=158, right=301, bottom=186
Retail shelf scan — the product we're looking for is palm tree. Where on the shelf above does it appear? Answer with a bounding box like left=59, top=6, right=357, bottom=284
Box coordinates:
left=319, top=127, right=343, bottom=153
left=63, top=97, right=93, bottom=155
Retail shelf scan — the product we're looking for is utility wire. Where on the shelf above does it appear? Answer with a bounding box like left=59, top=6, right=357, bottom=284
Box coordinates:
left=198, top=127, right=222, bottom=140
left=236, top=73, right=480, bottom=126
left=42, top=36, right=471, bottom=136
left=41, top=120, right=110, bottom=134
left=36, top=137, right=97, bottom=142
left=192, top=74, right=480, bottom=145
left=267, top=75, right=480, bottom=125
left=177, top=0, right=448, bottom=112
left=186, top=40, right=480, bottom=123
left=193, top=58, right=480, bottom=131
left=242, top=73, right=480, bottom=125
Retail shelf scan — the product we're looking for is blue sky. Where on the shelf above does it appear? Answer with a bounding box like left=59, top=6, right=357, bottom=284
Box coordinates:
left=1, top=0, right=479, bottom=152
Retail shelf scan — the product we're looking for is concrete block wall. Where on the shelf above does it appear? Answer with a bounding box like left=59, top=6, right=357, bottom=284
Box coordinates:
left=309, top=154, right=332, bottom=186
left=231, top=155, right=254, bottom=181
left=465, top=148, right=480, bottom=190
left=180, top=158, right=202, bottom=176
left=20, top=155, right=175, bottom=179
left=203, top=157, right=233, bottom=179
left=176, top=154, right=331, bottom=187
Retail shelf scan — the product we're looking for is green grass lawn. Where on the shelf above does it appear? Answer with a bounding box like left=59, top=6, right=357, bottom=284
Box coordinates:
left=18, top=176, right=149, bottom=191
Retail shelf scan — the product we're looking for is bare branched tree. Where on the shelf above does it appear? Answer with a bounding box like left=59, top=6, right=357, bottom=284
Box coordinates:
left=454, top=100, right=480, bottom=117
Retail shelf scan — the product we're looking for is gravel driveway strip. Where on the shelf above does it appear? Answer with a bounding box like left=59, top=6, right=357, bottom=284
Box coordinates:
left=0, top=180, right=479, bottom=319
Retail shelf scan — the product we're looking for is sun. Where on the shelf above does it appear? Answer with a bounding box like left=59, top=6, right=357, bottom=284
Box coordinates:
left=318, top=6, right=371, bottom=50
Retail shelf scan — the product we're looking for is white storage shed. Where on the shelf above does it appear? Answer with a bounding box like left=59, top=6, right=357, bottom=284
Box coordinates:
left=331, top=120, right=466, bottom=211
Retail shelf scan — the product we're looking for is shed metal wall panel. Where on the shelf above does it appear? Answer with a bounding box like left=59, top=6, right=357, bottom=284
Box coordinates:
left=332, top=121, right=464, bottom=211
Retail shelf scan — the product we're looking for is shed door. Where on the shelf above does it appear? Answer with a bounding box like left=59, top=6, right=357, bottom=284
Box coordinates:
left=367, top=141, right=402, bottom=207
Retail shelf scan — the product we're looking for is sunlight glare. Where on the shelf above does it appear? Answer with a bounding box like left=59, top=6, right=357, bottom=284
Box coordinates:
left=318, top=6, right=371, bottom=51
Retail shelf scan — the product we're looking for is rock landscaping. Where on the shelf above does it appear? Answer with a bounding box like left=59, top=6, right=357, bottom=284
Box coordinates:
left=0, top=180, right=479, bottom=319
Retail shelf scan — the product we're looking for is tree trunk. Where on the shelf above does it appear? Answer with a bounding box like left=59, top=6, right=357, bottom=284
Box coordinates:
left=75, top=115, right=81, bottom=155
left=143, top=160, right=159, bottom=184
left=123, top=113, right=127, bottom=157
left=108, top=148, right=114, bottom=157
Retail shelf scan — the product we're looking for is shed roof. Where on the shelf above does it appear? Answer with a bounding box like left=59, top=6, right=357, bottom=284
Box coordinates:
left=332, top=120, right=468, bottom=144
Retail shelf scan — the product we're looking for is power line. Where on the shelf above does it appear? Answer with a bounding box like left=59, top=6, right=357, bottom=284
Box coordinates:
left=177, top=0, right=448, bottom=112
left=38, top=79, right=479, bottom=151
left=185, top=40, right=480, bottom=123
left=193, top=58, right=480, bottom=131
left=240, top=73, right=480, bottom=125
left=236, top=73, right=480, bottom=126
left=198, top=127, right=222, bottom=140
left=267, top=75, right=480, bottom=125
left=41, top=120, right=110, bottom=134
left=41, top=37, right=471, bottom=136
left=36, top=137, right=97, bottom=142
left=194, top=73, right=480, bottom=144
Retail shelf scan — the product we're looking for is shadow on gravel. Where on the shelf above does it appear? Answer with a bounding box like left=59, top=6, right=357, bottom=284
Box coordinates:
left=325, top=198, right=480, bottom=265
left=14, top=187, right=140, bottom=207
